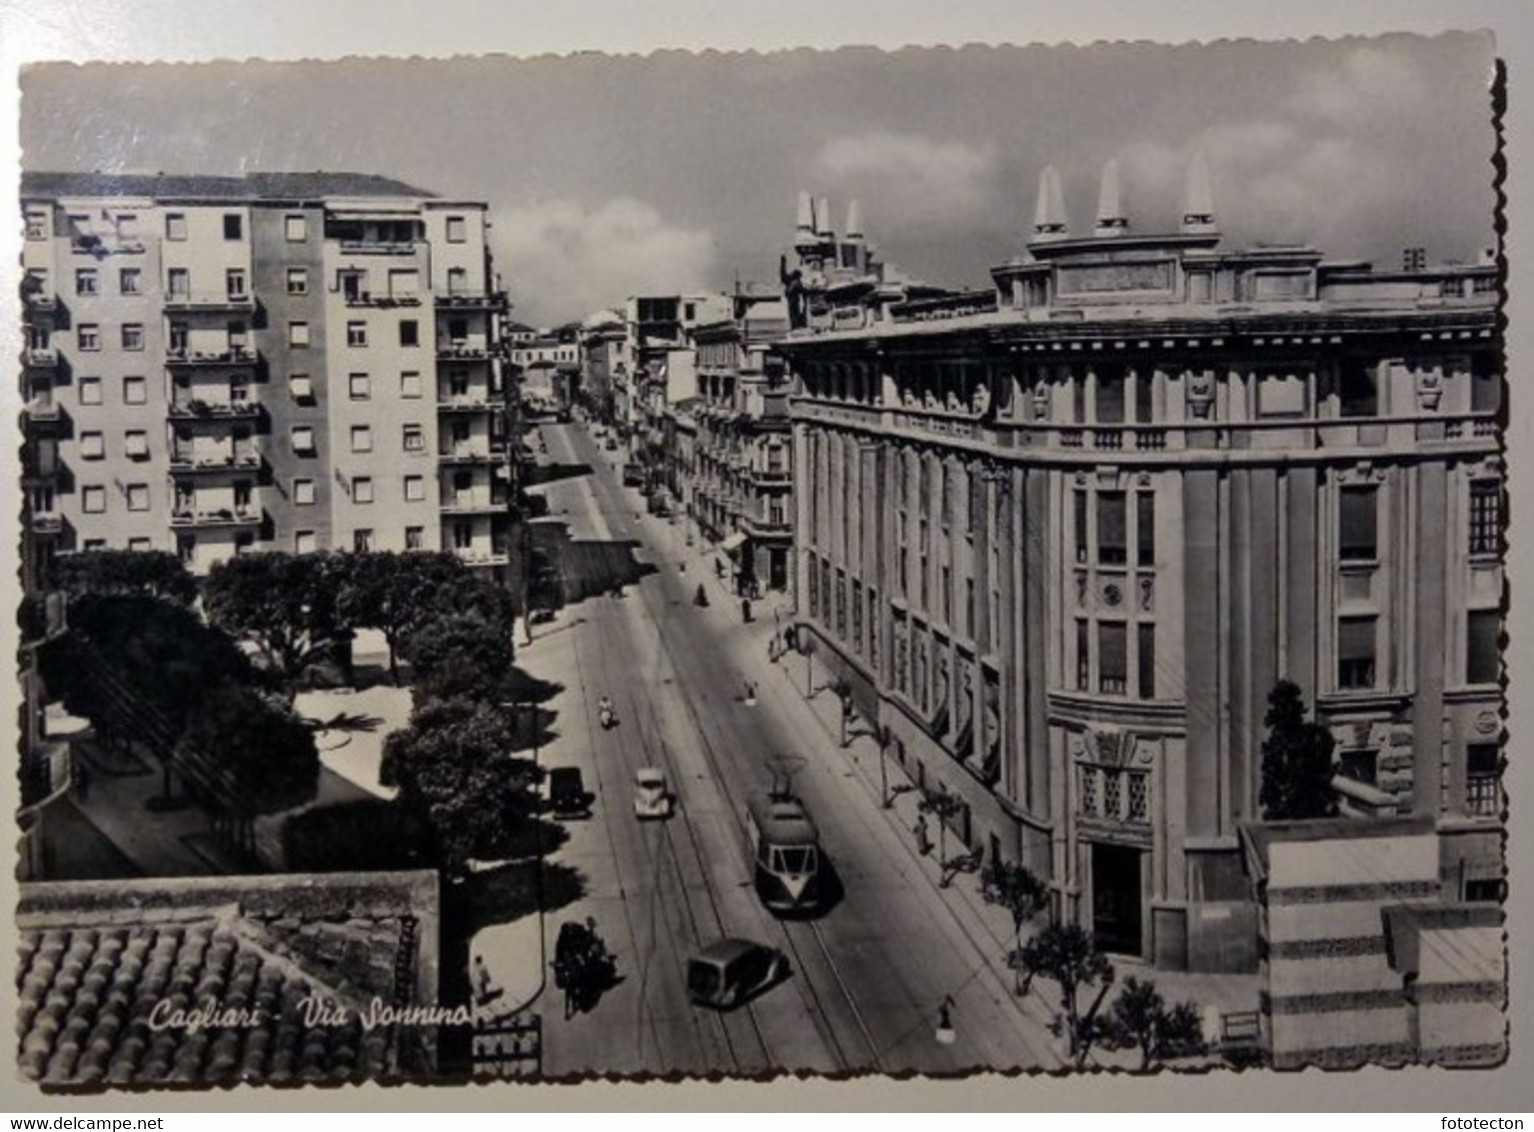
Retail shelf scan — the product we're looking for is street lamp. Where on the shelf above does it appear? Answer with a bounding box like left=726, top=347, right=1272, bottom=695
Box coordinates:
left=935, top=995, right=957, bottom=1045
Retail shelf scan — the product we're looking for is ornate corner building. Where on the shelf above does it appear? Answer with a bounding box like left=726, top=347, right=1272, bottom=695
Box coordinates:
left=19, top=172, right=515, bottom=582
left=777, top=160, right=1502, bottom=973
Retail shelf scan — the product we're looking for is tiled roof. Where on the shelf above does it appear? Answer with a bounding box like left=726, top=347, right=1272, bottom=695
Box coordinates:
left=17, top=873, right=439, bottom=1087
left=21, top=171, right=438, bottom=202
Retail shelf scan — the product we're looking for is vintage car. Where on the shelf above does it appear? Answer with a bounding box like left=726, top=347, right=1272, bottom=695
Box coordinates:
left=548, top=766, right=591, bottom=819
left=686, top=938, right=789, bottom=1011
left=633, top=767, right=672, bottom=819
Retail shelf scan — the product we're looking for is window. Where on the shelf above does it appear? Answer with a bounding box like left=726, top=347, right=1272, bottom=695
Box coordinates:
left=123, top=376, right=146, bottom=405
left=349, top=373, right=372, bottom=400
left=80, top=431, right=105, bottom=460
left=294, top=478, right=315, bottom=505
left=1097, top=491, right=1127, bottom=565
left=446, top=215, right=467, bottom=242
left=168, top=322, right=188, bottom=352
left=121, top=324, right=144, bottom=351
left=285, top=214, right=307, bottom=242
left=401, top=371, right=422, bottom=398
left=1469, top=480, right=1500, bottom=557
left=83, top=539, right=107, bottom=551
left=1126, top=771, right=1149, bottom=822
left=79, top=377, right=102, bottom=405
left=1338, top=616, right=1377, bottom=689
left=25, top=208, right=47, bottom=239
left=124, top=431, right=149, bottom=459
left=404, top=475, right=425, bottom=502
left=1337, top=749, right=1378, bottom=786
left=1096, top=367, right=1124, bottom=424
left=1136, top=492, right=1155, bottom=567
left=351, top=425, right=373, bottom=453
left=294, top=530, right=316, bottom=554
left=1134, top=372, right=1154, bottom=423
left=228, top=322, right=248, bottom=351
left=289, top=321, right=310, bottom=348
left=166, top=213, right=187, bottom=241
left=226, top=269, right=247, bottom=299
left=1137, top=624, right=1156, bottom=699
left=347, top=321, right=368, bottom=347
left=78, top=324, right=100, bottom=351
left=405, top=526, right=425, bottom=550
left=447, top=267, right=467, bottom=295
left=1339, top=487, right=1378, bottom=562
left=1074, top=490, right=1089, bottom=564
left=1339, top=359, right=1377, bottom=417
left=1466, top=609, right=1500, bottom=685
left=119, top=267, right=142, bottom=296
left=290, top=373, right=314, bottom=401
left=965, top=578, right=975, bottom=638
left=1466, top=744, right=1501, bottom=817
left=167, top=268, right=189, bottom=297
left=82, top=486, right=106, bottom=514
left=454, top=522, right=474, bottom=551
left=129, top=537, right=152, bottom=552
left=223, top=213, right=243, bottom=240
left=1099, top=622, right=1128, bottom=694
left=940, top=566, right=952, bottom=624
left=1075, top=619, right=1090, bottom=691
left=1471, top=352, right=1500, bottom=414
left=400, top=320, right=420, bottom=347
left=292, top=425, right=315, bottom=454
left=402, top=424, right=425, bottom=453
left=126, top=483, right=150, bottom=511
left=286, top=267, right=309, bottom=295
left=339, top=270, right=365, bottom=300
left=352, top=476, right=374, bottom=504
left=75, top=268, right=98, bottom=296
left=354, top=529, right=374, bottom=553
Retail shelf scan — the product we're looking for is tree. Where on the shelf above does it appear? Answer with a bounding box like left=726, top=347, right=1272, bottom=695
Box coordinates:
left=1012, top=922, right=1116, bottom=1067
left=203, top=552, right=350, bottom=687
left=404, top=612, right=513, bottom=704
left=337, top=552, right=481, bottom=684
left=176, top=684, right=320, bottom=823
left=1259, top=679, right=1339, bottom=821
left=980, top=860, right=1050, bottom=992
left=1101, top=976, right=1208, bottom=1071
left=383, top=697, right=543, bottom=875
left=53, top=549, right=198, bottom=606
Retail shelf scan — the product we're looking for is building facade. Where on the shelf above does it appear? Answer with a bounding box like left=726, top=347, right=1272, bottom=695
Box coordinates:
left=689, top=289, right=795, bottom=593
left=778, top=164, right=1502, bottom=973
left=20, top=172, right=514, bottom=581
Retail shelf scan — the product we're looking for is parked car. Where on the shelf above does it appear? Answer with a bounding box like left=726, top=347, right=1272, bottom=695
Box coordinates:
left=686, top=939, right=789, bottom=1010
left=605, top=437, right=618, bottom=451
left=622, top=464, right=645, bottom=487
left=548, top=767, right=591, bottom=819
left=633, top=767, right=672, bottom=819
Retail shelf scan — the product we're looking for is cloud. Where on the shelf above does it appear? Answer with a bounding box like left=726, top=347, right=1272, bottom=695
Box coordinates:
left=811, top=131, right=999, bottom=234
left=493, top=197, right=717, bottom=324
left=1286, top=45, right=1428, bottom=127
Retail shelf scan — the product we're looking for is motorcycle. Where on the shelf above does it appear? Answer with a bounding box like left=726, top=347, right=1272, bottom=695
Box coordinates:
left=598, top=701, right=617, bottom=730
left=552, top=919, right=617, bottom=1018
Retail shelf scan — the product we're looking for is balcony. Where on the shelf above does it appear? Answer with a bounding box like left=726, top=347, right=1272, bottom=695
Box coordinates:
left=163, top=291, right=256, bottom=312
left=437, top=342, right=491, bottom=361
left=24, top=347, right=59, bottom=369
left=343, top=291, right=422, bottom=308
left=750, top=468, right=792, bottom=487
left=338, top=239, right=416, bottom=255
left=169, top=450, right=262, bottom=473
left=168, top=398, right=262, bottom=421
left=437, top=394, right=496, bottom=413
left=440, top=493, right=510, bottom=515
left=436, top=291, right=509, bottom=310
left=739, top=512, right=792, bottom=540
left=166, top=346, right=258, bottom=367
left=170, top=506, right=262, bottom=528
left=71, top=235, right=145, bottom=256
left=31, top=513, right=64, bottom=535
left=455, top=548, right=510, bottom=567
left=438, top=445, right=506, bottom=465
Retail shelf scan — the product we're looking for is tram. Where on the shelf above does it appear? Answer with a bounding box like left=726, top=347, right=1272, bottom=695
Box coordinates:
left=745, top=791, right=827, bottom=915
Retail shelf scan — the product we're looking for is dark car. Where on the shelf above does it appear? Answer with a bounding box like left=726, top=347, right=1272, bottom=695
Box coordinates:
left=686, top=938, right=789, bottom=1010
left=548, top=767, right=591, bottom=818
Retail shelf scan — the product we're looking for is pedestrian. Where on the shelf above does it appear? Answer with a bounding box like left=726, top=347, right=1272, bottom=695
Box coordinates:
left=915, top=813, right=931, bottom=856
left=472, top=954, right=500, bottom=1008
left=741, top=598, right=752, bottom=623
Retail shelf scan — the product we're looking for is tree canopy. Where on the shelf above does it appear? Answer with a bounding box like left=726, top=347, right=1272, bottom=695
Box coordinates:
left=53, top=549, right=198, bottom=606
left=382, top=697, right=543, bottom=874
left=1100, top=976, right=1207, bottom=1070
left=176, top=684, right=320, bottom=816
left=1011, top=922, right=1116, bottom=1067
left=203, top=552, right=351, bottom=685
left=404, top=612, right=514, bottom=704
left=1259, top=679, right=1339, bottom=821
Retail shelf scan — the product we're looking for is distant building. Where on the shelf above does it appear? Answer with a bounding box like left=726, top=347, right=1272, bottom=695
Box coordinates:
left=20, top=171, right=516, bottom=580
left=777, top=160, right=1501, bottom=974
left=577, top=308, right=626, bottom=422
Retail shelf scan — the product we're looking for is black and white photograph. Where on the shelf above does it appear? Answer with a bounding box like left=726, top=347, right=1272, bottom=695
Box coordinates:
left=3, top=1, right=1526, bottom=1107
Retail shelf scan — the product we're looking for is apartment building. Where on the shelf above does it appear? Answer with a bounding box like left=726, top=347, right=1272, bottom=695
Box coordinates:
left=777, top=163, right=1502, bottom=973
left=20, top=171, right=513, bottom=581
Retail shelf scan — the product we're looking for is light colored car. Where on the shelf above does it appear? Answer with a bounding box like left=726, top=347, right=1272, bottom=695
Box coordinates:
left=633, top=767, right=672, bottom=819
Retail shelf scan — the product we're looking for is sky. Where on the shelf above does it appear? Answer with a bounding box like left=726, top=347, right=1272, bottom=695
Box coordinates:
left=20, top=33, right=1498, bottom=327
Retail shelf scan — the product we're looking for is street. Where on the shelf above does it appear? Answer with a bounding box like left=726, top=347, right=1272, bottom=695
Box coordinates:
left=507, top=420, right=1062, bottom=1076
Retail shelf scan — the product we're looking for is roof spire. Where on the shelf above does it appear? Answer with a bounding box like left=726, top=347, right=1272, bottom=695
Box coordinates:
left=1181, top=148, right=1217, bottom=234
left=845, top=198, right=864, bottom=240
left=1032, top=164, right=1068, bottom=239
left=795, top=190, right=818, bottom=249
left=1095, top=158, right=1128, bottom=237
left=816, top=195, right=834, bottom=238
